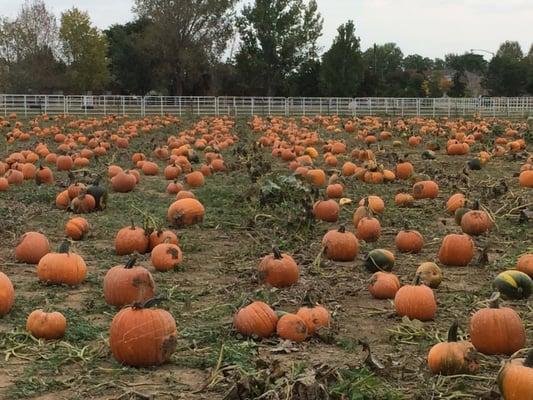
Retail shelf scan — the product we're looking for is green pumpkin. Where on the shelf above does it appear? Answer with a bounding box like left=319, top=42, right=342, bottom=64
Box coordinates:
left=494, top=270, right=533, bottom=300
left=467, top=158, right=482, bottom=170
left=365, top=249, right=395, bottom=273
left=421, top=150, right=436, bottom=160
left=454, top=207, right=470, bottom=225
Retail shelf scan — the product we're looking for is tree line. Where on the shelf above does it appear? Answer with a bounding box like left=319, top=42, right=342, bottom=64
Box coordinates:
left=1, top=0, right=532, bottom=97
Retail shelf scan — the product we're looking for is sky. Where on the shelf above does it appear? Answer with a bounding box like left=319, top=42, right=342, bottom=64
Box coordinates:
left=1, top=0, right=532, bottom=59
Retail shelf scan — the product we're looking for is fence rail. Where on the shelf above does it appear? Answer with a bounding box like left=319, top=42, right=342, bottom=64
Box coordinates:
left=0, top=95, right=532, bottom=118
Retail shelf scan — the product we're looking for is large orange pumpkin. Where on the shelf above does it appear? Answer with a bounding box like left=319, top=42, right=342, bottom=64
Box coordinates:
left=37, top=241, right=87, bottom=285
left=233, top=301, right=278, bottom=338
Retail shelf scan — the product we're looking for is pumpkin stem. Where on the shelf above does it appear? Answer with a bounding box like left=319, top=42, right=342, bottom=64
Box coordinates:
left=488, top=292, right=500, bottom=309
left=273, top=247, right=282, bottom=259
left=447, top=321, right=459, bottom=342
left=472, top=199, right=480, bottom=210
left=133, top=296, right=163, bottom=309
left=130, top=219, right=136, bottom=229
left=338, top=225, right=346, bottom=233
left=412, top=273, right=422, bottom=286
left=124, top=256, right=137, bottom=269
left=524, top=349, right=533, bottom=368
left=58, top=240, right=70, bottom=254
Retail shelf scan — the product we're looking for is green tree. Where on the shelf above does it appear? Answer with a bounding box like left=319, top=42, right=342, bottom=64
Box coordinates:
left=60, top=8, right=109, bottom=93
left=134, top=0, right=237, bottom=95
left=361, top=43, right=403, bottom=96
left=235, top=0, right=323, bottom=96
left=485, top=41, right=527, bottom=96
left=105, top=19, right=160, bottom=94
left=319, top=20, right=363, bottom=97
left=445, top=53, right=487, bottom=74
left=526, top=44, right=533, bottom=95
left=403, top=54, right=434, bottom=72
left=288, top=59, right=321, bottom=96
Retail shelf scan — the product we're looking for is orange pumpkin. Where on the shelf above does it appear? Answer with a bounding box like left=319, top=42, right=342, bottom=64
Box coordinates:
left=322, top=226, right=359, bottom=261
left=296, top=305, right=330, bottom=335
left=276, top=313, right=308, bottom=342
left=516, top=254, right=533, bottom=278
left=115, top=223, right=149, bottom=255
left=438, top=234, right=474, bottom=266
left=368, top=272, right=400, bottom=299
left=150, top=242, right=183, bottom=271
left=313, top=199, right=339, bottom=222
left=394, top=275, right=437, bottom=321
left=65, top=217, right=89, bottom=240
left=167, top=198, right=205, bottom=226
left=37, top=241, right=87, bottom=285
left=497, top=349, right=533, bottom=400
left=233, top=301, right=278, bottom=338
left=15, top=231, right=50, bottom=264
left=258, top=248, right=299, bottom=288
left=26, top=310, right=67, bottom=339
left=0, top=272, right=15, bottom=316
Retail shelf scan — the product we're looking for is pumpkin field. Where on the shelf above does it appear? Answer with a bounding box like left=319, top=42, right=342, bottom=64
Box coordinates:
left=0, top=113, right=532, bottom=400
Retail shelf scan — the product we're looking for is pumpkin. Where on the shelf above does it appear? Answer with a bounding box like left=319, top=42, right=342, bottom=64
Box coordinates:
left=394, top=275, right=437, bottom=321
left=321, top=226, right=359, bottom=261
left=312, top=199, right=339, bottom=222
left=5, top=169, right=24, bottom=184
left=368, top=272, right=400, bottom=299
left=166, top=180, right=183, bottom=194
left=103, top=256, right=156, bottom=307
left=395, top=229, right=424, bottom=253
left=460, top=202, right=492, bottom=236
left=438, top=234, right=474, bottom=267
left=0, top=272, right=15, bottom=316
left=427, top=321, right=479, bottom=375
left=497, top=349, right=533, bottom=400
left=365, top=249, right=395, bottom=272
left=55, top=190, right=71, bottom=209
left=326, top=183, right=344, bottom=198
left=412, top=180, right=439, bottom=199
left=276, top=313, right=308, bottom=342
left=307, top=169, right=326, bottom=186
left=394, top=193, right=414, bottom=207
left=518, top=170, right=533, bottom=187
left=150, top=242, right=183, bottom=271
left=167, top=198, right=205, bottom=226
left=108, top=164, right=123, bottom=178
left=37, top=241, right=87, bottom=285
left=258, top=248, right=299, bottom=288
left=148, top=229, right=179, bottom=250
left=111, top=171, right=137, bottom=192
left=70, top=192, right=96, bottom=213
left=65, top=217, right=89, bottom=240
left=15, top=231, right=50, bottom=264
left=0, top=177, right=8, bottom=191
left=516, top=254, right=533, bottom=278
left=396, top=160, right=414, bottom=180
left=109, top=298, right=177, bottom=367
left=446, top=193, right=466, bottom=214
left=141, top=161, right=159, bottom=175
left=164, top=164, right=182, bottom=180
left=494, top=270, right=532, bottom=300
left=356, top=215, right=381, bottom=242
left=115, top=222, right=149, bottom=255
left=296, top=305, right=330, bottom=335
left=56, top=155, right=73, bottom=171
left=185, top=171, right=205, bottom=188
left=175, top=190, right=196, bottom=200
left=454, top=207, right=470, bottom=225
left=469, top=292, right=525, bottom=355
left=416, top=262, right=443, bottom=288
left=234, top=301, right=278, bottom=338
left=35, top=165, right=54, bottom=185
left=352, top=205, right=368, bottom=227
left=359, top=196, right=385, bottom=214
left=26, top=310, right=67, bottom=339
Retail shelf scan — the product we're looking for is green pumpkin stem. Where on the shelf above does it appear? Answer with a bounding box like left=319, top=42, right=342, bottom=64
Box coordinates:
left=488, top=292, right=500, bottom=309
left=273, top=247, right=282, bottom=259
left=525, top=349, right=533, bottom=368
left=124, top=256, right=137, bottom=269
left=58, top=240, right=70, bottom=254
left=413, top=273, right=422, bottom=286
left=338, top=225, right=346, bottom=233
left=447, top=321, right=459, bottom=342
left=130, top=219, right=136, bottom=229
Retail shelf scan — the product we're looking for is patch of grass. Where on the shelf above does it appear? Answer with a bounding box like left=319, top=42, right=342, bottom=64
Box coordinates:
left=329, top=368, right=403, bottom=400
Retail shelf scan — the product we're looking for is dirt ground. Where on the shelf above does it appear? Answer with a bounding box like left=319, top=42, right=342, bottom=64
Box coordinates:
left=0, top=115, right=531, bottom=400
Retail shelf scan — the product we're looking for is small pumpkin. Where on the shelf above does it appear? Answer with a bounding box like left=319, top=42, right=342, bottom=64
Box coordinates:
left=497, top=349, right=533, bottom=400
left=412, top=180, right=439, bottom=199
left=427, top=321, right=479, bottom=375
left=65, top=217, right=89, bottom=240
left=186, top=171, right=205, bottom=188
left=356, top=214, right=381, bottom=242
left=312, top=199, right=339, bottom=222
left=394, top=193, right=414, bottom=207
left=70, top=192, right=96, bottom=213
left=460, top=201, right=492, bottom=236
left=368, top=272, right=400, bottom=299
left=365, top=249, right=395, bottom=273
left=0, top=272, right=15, bottom=316
left=233, top=301, right=278, bottom=338
left=15, top=231, right=50, bottom=264
left=394, top=274, right=437, bottom=321
left=148, top=229, right=179, bottom=250
left=111, top=171, right=137, bottom=193
left=494, top=270, right=532, bottom=300
left=516, top=254, right=533, bottom=278
left=469, top=292, right=525, bottom=355
left=26, top=310, right=67, bottom=339
left=326, top=183, right=344, bottom=198
left=167, top=198, right=205, bottom=226
left=359, top=196, right=385, bottom=214
left=416, top=262, right=443, bottom=288
left=395, top=229, right=424, bottom=253
left=446, top=193, right=466, bottom=214
left=115, top=222, right=149, bottom=255
left=109, top=298, right=177, bottom=367
left=37, top=241, right=87, bottom=285
left=103, top=256, right=156, bottom=307
left=258, top=248, right=299, bottom=288
left=322, top=226, right=359, bottom=261
left=276, top=313, right=308, bottom=342
left=296, top=305, right=331, bottom=335
left=150, top=242, right=183, bottom=271
left=438, top=234, right=474, bottom=267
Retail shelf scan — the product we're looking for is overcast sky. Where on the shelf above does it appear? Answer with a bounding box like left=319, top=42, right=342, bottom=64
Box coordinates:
left=2, top=0, right=532, bottom=59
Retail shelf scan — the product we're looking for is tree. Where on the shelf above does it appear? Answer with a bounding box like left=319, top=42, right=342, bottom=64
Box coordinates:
left=60, top=8, right=109, bottom=93
left=319, top=20, right=363, bottom=97
left=134, top=0, right=237, bottom=95
left=289, top=59, right=321, bottom=96
left=526, top=44, right=533, bottom=95
left=362, top=43, right=403, bottom=96
left=0, top=0, right=64, bottom=93
left=445, top=53, right=487, bottom=74
left=235, top=0, right=323, bottom=96
left=485, top=41, right=527, bottom=96
left=403, top=54, right=434, bottom=72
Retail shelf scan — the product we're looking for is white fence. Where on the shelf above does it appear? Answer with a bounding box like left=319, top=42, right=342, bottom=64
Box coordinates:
left=0, top=95, right=532, bottom=118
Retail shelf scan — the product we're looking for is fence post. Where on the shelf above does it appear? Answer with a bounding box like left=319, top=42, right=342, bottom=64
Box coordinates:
left=448, top=98, right=451, bottom=118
